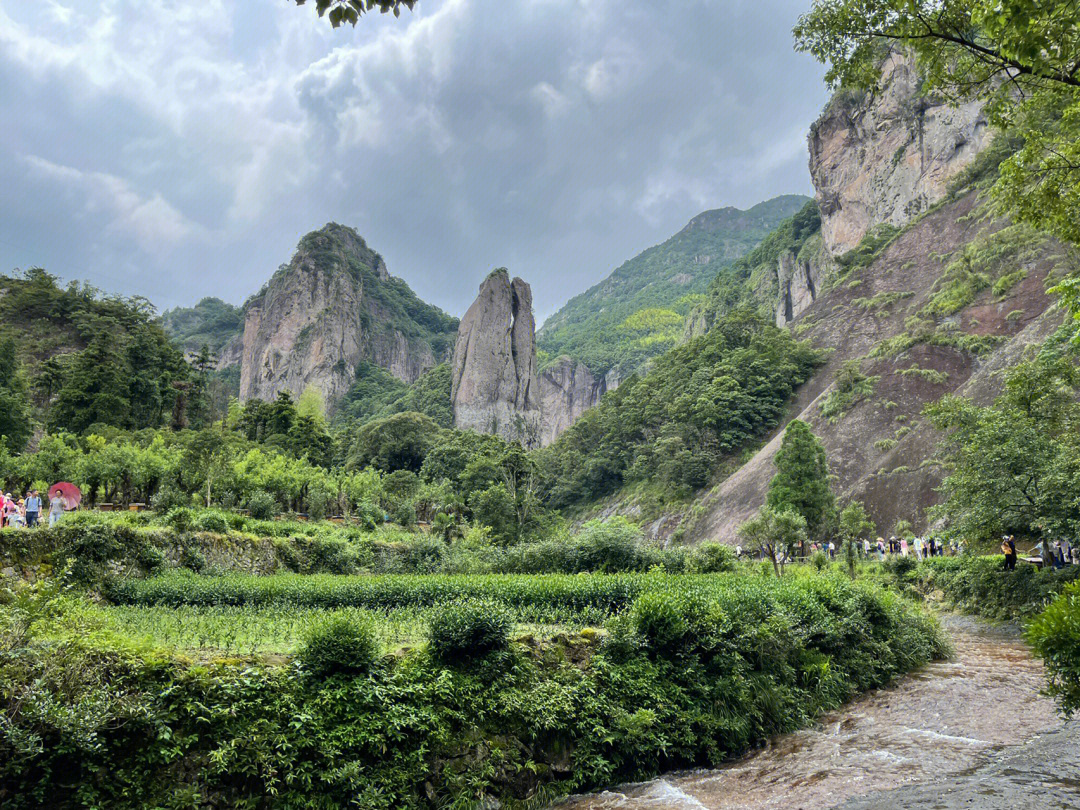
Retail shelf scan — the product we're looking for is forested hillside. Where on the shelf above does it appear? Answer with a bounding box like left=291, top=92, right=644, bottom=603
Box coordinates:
left=536, top=194, right=810, bottom=378
left=160, top=297, right=243, bottom=355
left=0, top=269, right=199, bottom=450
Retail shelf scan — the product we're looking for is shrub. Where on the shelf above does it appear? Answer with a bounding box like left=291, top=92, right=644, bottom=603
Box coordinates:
left=391, top=501, right=417, bottom=527
left=810, top=551, right=829, bottom=571
left=151, top=486, right=188, bottom=512
left=179, top=546, right=207, bottom=573
left=575, top=518, right=643, bottom=573
left=306, top=487, right=330, bottom=522
left=427, top=599, right=512, bottom=663
left=1028, top=581, right=1080, bottom=715
left=629, top=591, right=688, bottom=651
left=196, top=511, right=229, bottom=534
left=883, top=554, right=919, bottom=582
left=162, top=507, right=194, bottom=533
left=298, top=614, right=380, bottom=678
left=688, top=541, right=736, bottom=573
left=247, top=490, right=277, bottom=520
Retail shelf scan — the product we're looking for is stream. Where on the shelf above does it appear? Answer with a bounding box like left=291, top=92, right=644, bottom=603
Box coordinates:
left=555, top=615, right=1080, bottom=810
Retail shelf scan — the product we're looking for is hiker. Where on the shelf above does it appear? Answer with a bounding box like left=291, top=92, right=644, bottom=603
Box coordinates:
left=900, top=536, right=909, bottom=556
left=876, top=537, right=886, bottom=561
left=1002, top=535, right=1017, bottom=571
left=24, top=490, right=40, bottom=528
left=48, top=491, right=66, bottom=527
left=863, top=538, right=871, bottom=558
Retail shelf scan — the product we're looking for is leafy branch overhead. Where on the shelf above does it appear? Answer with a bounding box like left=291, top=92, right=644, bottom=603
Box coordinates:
left=295, top=0, right=417, bottom=27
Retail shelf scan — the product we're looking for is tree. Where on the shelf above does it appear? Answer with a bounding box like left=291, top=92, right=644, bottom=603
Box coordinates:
left=794, top=0, right=1080, bottom=248
left=838, top=500, right=874, bottom=578
left=296, top=385, right=327, bottom=429
left=0, top=336, right=32, bottom=452
left=49, top=332, right=132, bottom=434
left=295, top=0, right=416, bottom=27
left=184, top=428, right=233, bottom=507
left=926, top=356, right=1080, bottom=539
left=348, top=411, right=441, bottom=473
left=738, top=505, right=808, bottom=577
left=767, top=420, right=836, bottom=538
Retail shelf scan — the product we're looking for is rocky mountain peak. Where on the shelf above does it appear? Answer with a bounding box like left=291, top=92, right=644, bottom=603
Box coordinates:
left=451, top=269, right=541, bottom=445
left=237, top=224, right=457, bottom=408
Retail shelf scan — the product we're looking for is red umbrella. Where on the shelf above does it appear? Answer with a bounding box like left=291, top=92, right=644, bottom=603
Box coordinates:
left=49, top=482, right=82, bottom=510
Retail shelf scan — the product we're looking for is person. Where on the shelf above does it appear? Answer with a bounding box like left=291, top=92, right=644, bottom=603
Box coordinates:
left=876, top=537, right=886, bottom=561
left=900, top=536, right=909, bottom=556
left=827, top=541, right=835, bottom=559
left=48, top=491, right=66, bottom=527
left=2, top=493, right=15, bottom=525
left=863, top=538, right=871, bottom=558
left=1062, top=537, right=1073, bottom=566
left=24, top=490, right=40, bottom=528
left=1002, top=535, right=1017, bottom=571
left=1053, top=540, right=1064, bottom=569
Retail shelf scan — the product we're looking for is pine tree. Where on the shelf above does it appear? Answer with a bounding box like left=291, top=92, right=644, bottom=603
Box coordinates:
left=766, top=419, right=836, bottom=539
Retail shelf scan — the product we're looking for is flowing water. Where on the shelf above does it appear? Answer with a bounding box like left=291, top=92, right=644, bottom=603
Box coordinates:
left=556, top=615, right=1076, bottom=810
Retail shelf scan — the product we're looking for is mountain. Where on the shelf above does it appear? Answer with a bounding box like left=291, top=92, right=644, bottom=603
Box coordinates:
left=160, top=297, right=243, bottom=357
left=215, top=223, right=458, bottom=408
left=587, top=51, right=1066, bottom=542
left=536, top=194, right=811, bottom=379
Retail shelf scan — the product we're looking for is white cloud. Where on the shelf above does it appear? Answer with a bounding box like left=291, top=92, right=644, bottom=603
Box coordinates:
left=23, top=154, right=198, bottom=251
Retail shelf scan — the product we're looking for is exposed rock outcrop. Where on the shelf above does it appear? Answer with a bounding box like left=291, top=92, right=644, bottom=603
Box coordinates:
left=451, top=270, right=542, bottom=445
left=537, top=358, right=612, bottom=446
left=238, top=223, right=457, bottom=407
left=809, top=52, right=991, bottom=256
left=775, top=248, right=826, bottom=326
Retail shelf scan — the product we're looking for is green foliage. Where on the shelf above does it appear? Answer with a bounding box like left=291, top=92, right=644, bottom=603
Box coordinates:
left=820, top=360, right=878, bottom=422
left=687, top=541, right=737, bottom=574
left=246, top=489, right=278, bottom=520
left=908, top=555, right=1080, bottom=621
left=295, top=0, right=417, bottom=27
left=0, top=269, right=192, bottom=435
left=767, top=420, right=836, bottom=537
left=0, top=335, right=33, bottom=452
left=696, top=200, right=823, bottom=331
left=537, top=195, right=811, bottom=377
left=0, top=567, right=945, bottom=808
left=426, top=599, right=512, bottom=663
left=298, top=614, right=380, bottom=678
left=1028, top=580, right=1080, bottom=716
left=348, top=411, right=442, bottom=473
left=540, top=311, right=823, bottom=509
left=926, top=356, right=1080, bottom=539
left=338, top=362, right=454, bottom=429
left=159, top=297, right=243, bottom=354
left=738, top=505, right=809, bottom=577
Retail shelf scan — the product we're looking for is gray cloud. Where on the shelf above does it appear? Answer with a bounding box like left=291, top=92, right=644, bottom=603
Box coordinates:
left=0, top=0, right=827, bottom=321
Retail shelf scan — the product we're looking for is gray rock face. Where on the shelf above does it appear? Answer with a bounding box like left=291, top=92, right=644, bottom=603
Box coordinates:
left=809, top=52, right=991, bottom=256
left=537, top=357, right=612, bottom=446
left=238, top=223, right=455, bottom=407
left=451, top=270, right=542, bottom=445
left=774, top=250, right=825, bottom=326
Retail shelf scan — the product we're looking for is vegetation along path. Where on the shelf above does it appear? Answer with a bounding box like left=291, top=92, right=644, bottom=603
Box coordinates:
left=556, top=615, right=1078, bottom=810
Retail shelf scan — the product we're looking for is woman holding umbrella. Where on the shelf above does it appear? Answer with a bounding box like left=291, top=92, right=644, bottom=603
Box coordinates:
left=47, top=482, right=81, bottom=526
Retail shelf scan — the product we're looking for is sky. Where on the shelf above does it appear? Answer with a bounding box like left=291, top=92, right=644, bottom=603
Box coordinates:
left=0, top=0, right=828, bottom=323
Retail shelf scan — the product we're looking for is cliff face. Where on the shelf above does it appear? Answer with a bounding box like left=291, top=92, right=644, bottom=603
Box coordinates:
left=239, top=223, right=457, bottom=407
left=537, top=358, right=612, bottom=446
left=809, top=52, right=991, bottom=256
left=451, top=270, right=542, bottom=445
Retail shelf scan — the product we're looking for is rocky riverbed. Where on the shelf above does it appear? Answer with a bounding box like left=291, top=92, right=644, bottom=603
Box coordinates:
left=556, top=615, right=1078, bottom=810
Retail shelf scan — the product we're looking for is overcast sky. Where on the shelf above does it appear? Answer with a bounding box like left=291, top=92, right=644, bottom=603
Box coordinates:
left=0, top=0, right=827, bottom=322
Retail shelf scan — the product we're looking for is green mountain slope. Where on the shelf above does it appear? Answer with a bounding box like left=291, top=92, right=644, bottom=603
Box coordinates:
left=160, top=297, right=243, bottom=355
left=536, top=194, right=811, bottom=377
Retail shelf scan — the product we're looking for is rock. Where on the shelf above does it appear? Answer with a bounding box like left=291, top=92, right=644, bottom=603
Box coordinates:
left=775, top=249, right=825, bottom=326
left=451, top=270, right=542, bottom=445
left=808, top=52, right=991, bottom=257
left=238, top=223, right=457, bottom=407
left=537, top=357, right=612, bottom=446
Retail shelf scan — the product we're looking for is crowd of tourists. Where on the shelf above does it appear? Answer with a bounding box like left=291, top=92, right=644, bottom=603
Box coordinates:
left=2, top=490, right=69, bottom=528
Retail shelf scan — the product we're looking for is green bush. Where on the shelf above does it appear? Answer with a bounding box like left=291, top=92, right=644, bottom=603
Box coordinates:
left=427, top=599, right=512, bottom=663
left=1027, top=581, right=1080, bottom=715
left=629, top=591, right=689, bottom=651
left=150, top=486, right=188, bottom=512
left=247, top=490, right=277, bottom=520
left=688, top=542, right=737, bottom=573
left=195, top=511, right=229, bottom=534
left=298, top=614, right=380, bottom=678
left=810, top=551, right=829, bottom=571
left=575, top=518, right=643, bottom=573
left=163, top=507, right=195, bottom=533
